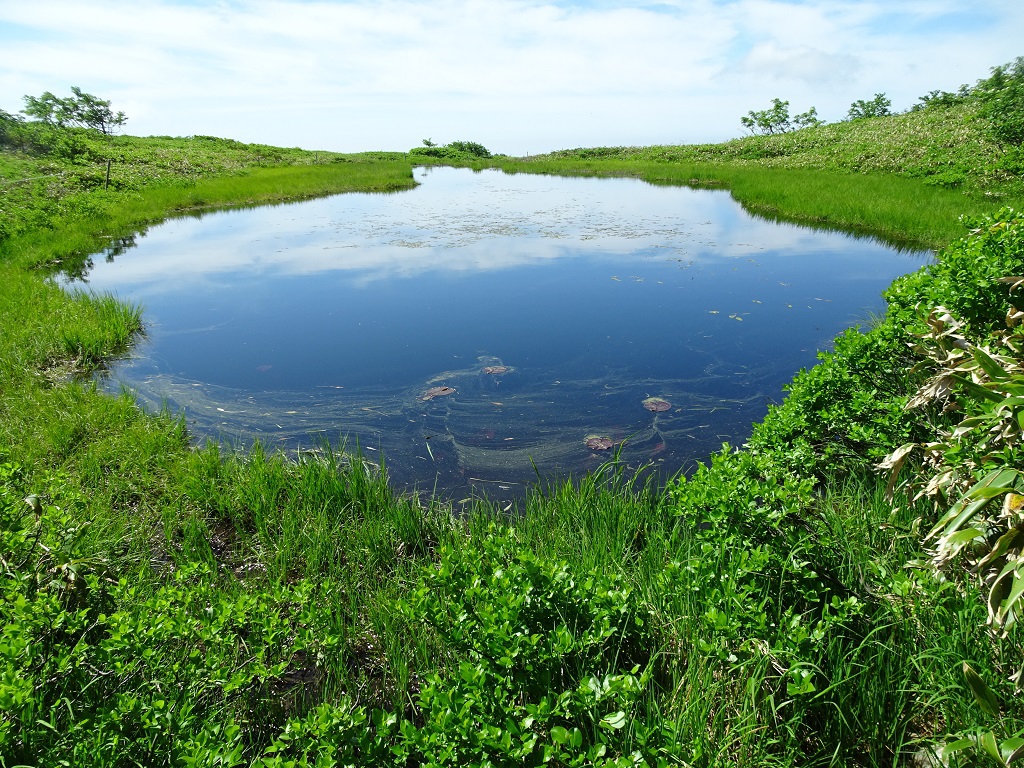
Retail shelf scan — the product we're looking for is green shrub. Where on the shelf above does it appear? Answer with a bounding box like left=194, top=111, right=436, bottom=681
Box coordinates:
left=976, top=57, right=1024, bottom=146
left=667, top=448, right=861, bottom=666
left=751, top=207, right=1024, bottom=479
left=394, top=526, right=655, bottom=766
left=0, top=463, right=342, bottom=766
left=921, top=208, right=1024, bottom=334
left=409, top=139, right=493, bottom=160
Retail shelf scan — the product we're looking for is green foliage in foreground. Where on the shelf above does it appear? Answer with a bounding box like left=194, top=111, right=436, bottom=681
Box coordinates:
left=4, top=206, right=1024, bottom=765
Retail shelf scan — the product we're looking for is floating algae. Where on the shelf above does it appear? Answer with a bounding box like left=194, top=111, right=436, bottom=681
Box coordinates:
left=115, top=349, right=770, bottom=505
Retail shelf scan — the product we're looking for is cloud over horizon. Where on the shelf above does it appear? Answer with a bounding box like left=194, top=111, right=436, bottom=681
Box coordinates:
left=1, top=0, right=1020, bottom=155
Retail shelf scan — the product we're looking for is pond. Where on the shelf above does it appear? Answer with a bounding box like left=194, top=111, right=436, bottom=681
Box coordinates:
left=71, top=166, right=927, bottom=504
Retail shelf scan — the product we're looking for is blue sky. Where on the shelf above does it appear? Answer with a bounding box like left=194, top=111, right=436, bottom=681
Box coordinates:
left=1, top=0, right=1021, bottom=155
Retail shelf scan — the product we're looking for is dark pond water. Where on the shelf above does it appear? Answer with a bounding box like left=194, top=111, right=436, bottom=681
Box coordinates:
left=70, top=167, right=927, bottom=504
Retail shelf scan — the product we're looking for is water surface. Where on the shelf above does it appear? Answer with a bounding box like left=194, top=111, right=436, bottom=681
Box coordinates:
left=73, top=167, right=927, bottom=503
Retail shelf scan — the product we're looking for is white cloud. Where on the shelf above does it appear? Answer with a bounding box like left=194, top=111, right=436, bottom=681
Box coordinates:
left=1, top=0, right=1022, bottom=154
left=737, top=44, right=862, bottom=87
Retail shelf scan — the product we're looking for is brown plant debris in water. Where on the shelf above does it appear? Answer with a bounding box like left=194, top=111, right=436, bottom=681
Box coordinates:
left=643, top=397, right=672, bottom=412
left=421, top=385, right=456, bottom=401
left=584, top=434, right=615, bottom=451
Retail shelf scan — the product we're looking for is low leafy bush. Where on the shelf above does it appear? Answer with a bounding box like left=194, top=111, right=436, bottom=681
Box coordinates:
left=0, top=463, right=341, bottom=766
left=396, top=527, right=655, bottom=766
left=918, top=209, right=1024, bottom=334
left=409, top=139, right=493, bottom=160
left=749, top=324, right=920, bottom=475
left=751, top=207, right=1024, bottom=479
left=667, top=447, right=863, bottom=693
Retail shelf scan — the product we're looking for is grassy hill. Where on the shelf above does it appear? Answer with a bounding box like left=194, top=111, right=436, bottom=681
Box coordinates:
left=0, top=126, right=410, bottom=245
left=485, top=97, right=1024, bottom=250
left=544, top=102, right=1022, bottom=196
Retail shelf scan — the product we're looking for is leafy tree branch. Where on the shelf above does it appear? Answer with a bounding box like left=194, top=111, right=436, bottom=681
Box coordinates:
left=22, top=86, right=127, bottom=135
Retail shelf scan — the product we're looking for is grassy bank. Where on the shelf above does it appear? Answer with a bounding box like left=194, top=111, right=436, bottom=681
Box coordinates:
left=3, top=96, right=1024, bottom=765
left=482, top=98, right=1024, bottom=250
left=492, top=157, right=1004, bottom=250
left=534, top=102, right=1021, bottom=193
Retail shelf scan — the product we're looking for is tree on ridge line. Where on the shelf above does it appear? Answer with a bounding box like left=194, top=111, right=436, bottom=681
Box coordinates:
left=22, top=86, right=127, bottom=135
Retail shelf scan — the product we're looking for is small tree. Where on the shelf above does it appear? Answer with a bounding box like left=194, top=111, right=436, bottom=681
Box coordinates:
left=740, top=99, right=822, bottom=135
left=21, top=91, right=64, bottom=126
left=974, top=57, right=1024, bottom=146
left=792, top=106, right=824, bottom=129
left=740, top=98, right=791, bottom=135
left=847, top=93, right=891, bottom=120
left=0, top=108, right=24, bottom=147
left=22, top=87, right=127, bottom=134
left=911, top=87, right=970, bottom=111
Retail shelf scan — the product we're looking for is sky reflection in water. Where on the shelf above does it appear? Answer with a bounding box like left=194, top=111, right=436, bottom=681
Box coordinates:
left=74, top=167, right=928, bottom=503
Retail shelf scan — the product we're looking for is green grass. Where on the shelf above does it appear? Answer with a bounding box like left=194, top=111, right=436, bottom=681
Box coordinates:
left=481, top=100, right=1024, bottom=250
left=493, top=157, right=1006, bottom=250
left=529, top=102, right=1021, bottom=195
left=3, top=159, right=415, bottom=273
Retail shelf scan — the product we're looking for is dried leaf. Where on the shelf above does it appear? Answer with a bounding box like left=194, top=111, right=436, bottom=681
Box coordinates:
left=877, top=442, right=916, bottom=500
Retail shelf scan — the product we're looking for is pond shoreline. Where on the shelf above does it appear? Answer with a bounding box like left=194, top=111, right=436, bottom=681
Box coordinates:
left=71, top=166, right=924, bottom=503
